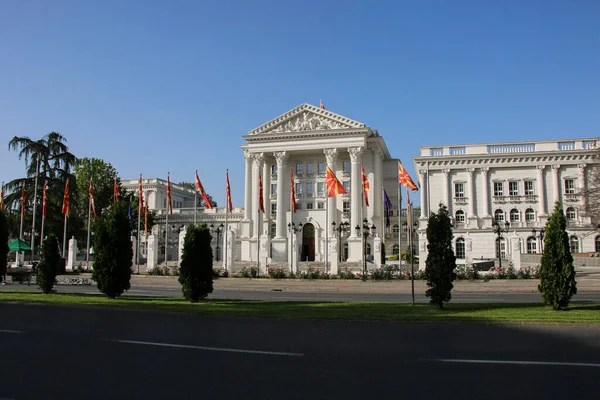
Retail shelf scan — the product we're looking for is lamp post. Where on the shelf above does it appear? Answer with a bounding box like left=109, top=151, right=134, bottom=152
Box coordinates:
left=210, top=223, right=224, bottom=262
left=409, top=222, right=418, bottom=305
left=492, top=220, right=510, bottom=269
left=355, top=218, right=376, bottom=281
left=531, top=228, right=545, bottom=254
left=287, top=222, right=302, bottom=274
left=332, top=221, right=350, bottom=262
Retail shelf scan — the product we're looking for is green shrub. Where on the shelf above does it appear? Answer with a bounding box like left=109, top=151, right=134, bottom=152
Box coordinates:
left=238, top=266, right=259, bottom=278
left=301, top=267, right=330, bottom=280
left=37, top=234, right=60, bottom=294
left=178, top=224, right=213, bottom=302
left=0, top=210, right=8, bottom=284
left=267, top=267, right=287, bottom=279
left=338, top=268, right=356, bottom=280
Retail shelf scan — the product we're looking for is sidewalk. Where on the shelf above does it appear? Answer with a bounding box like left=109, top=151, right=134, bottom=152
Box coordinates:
left=123, top=275, right=600, bottom=294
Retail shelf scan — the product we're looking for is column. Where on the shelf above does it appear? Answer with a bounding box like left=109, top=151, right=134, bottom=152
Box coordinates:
left=324, top=148, right=339, bottom=236
left=537, top=165, right=547, bottom=215
left=552, top=165, right=561, bottom=204
left=467, top=168, right=476, bottom=217
left=243, top=150, right=252, bottom=220
left=253, top=153, right=264, bottom=238
left=442, top=169, right=450, bottom=208
left=481, top=167, right=490, bottom=217
left=419, top=169, right=427, bottom=219
left=274, top=151, right=288, bottom=238
left=348, top=147, right=363, bottom=236
left=579, top=164, right=587, bottom=212
left=262, top=157, right=271, bottom=235
left=372, top=148, right=383, bottom=225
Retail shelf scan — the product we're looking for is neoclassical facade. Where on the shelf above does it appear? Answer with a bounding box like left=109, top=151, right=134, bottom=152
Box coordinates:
left=413, top=138, right=599, bottom=270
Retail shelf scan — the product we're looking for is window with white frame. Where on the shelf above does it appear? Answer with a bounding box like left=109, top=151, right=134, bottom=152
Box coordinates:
left=510, top=208, right=520, bottom=222
left=496, top=237, right=507, bottom=259
left=317, top=201, right=324, bottom=209
left=343, top=181, right=350, bottom=193
left=343, top=201, right=350, bottom=213
left=271, top=164, right=277, bottom=176
left=296, top=163, right=303, bottom=176
left=566, top=207, right=576, bottom=220
left=595, top=236, right=600, bottom=252
left=455, top=238, right=465, bottom=259
left=306, top=182, right=314, bottom=197
left=296, top=202, right=302, bottom=210
left=564, top=179, right=575, bottom=194
left=570, top=236, right=580, bottom=253
left=307, top=202, right=314, bottom=210
left=401, top=209, right=407, bottom=217
left=270, top=224, right=276, bottom=238
left=306, top=163, right=314, bottom=176
left=527, top=237, right=537, bottom=254
left=295, top=183, right=303, bottom=197
left=525, top=208, right=535, bottom=221
left=524, top=181, right=534, bottom=196
left=271, top=184, right=277, bottom=196
left=509, top=181, right=519, bottom=196
left=317, top=182, right=325, bottom=197
left=393, top=225, right=399, bottom=237
left=271, top=203, right=277, bottom=214
left=317, top=162, right=325, bottom=176
left=343, top=161, right=351, bottom=174
left=454, top=183, right=465, bottom=198
left=493, top=182, right=504, bottom=197
left=455, top=210, right=465, bottom=223
left=494, top=209, right=505, bottom=221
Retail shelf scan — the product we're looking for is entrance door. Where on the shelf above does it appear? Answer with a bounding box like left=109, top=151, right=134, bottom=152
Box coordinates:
left=301, top=223, right=315, bottom=261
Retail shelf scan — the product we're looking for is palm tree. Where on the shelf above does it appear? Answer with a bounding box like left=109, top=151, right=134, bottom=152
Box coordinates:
left=5, top=132, right=77, bottom=245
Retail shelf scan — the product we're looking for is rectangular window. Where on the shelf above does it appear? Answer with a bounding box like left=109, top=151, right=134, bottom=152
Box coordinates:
left=317, top=182, right=325, bottom=197
left=564, top=179, right=575, bottom=194
left=454, top=183, right=464, bottom=198
left=296, top=202, right=302, bottom=210
left=343, top=201, right=350, bottom=213
left=493, top=182, right=504, bottom=197
left=306, top=163, right=314, bottom=176
left=317, top=162, right=325, bottom=176
left=307, top=202, right=314, bottom=210
left=270, top=184, right=277, bottom=196
left=295, top=183, right=303, bottom=197
left=524, top=181, right=534, bottom=196
left=343, top=181, right=350, bottom=193
left=271, top=203, right=277, bottom=214
left=343, top=161, right=351, bottom=175
left=271, top=164, right=277, bottom=176
left=509, top=181, right=519, bottom=196
left=296, top=163, right=303, bottom=176
left=306, top=182, right=314, bottom=197
left=401, top=209, right=407, bottom=217
left=317, top=201, right=325, bottom=209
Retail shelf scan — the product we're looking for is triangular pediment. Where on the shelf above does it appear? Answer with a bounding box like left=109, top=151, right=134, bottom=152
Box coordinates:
left=248, top=103, right=366, bottom=135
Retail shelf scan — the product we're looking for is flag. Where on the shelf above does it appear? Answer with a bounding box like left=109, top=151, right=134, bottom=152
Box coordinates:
left=166, top=173, right=173, bottom=215
left=138, top=174, right=144, bottom=211
left=320, top=99, right=325, bottom=110
left=326, top=166, right=346, bottom=197
left=290, top=167, right=297, bottom=213
left=144, top=205, right=148, bottom=234
left=128, top=196, right=133, bottom=230
left=407, top=188, right=412, bottom=232
left=113, top=178, right=119, bottom=203
left=258, top=173, right=265, bottom=213
left=62, top=180, right=70, bottom=217
left=398, top=161, right=418, bottom=192
left=361, top=165, right=370, bottom=207
left=20, top=182, right=26, bottom=217
left=89, top=179, right=97, bottom=220
left=195, top=171, right=212, bottom=209
left=226, top=169, right=233, bottom=212
left=42, top=181, right=47, bottom=218
left=383, top=189, right=392, bottom=228
left=0, top=182, right=4, bottom=211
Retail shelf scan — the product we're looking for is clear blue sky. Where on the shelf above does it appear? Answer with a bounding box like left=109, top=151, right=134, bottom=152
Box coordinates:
left=1, top=0, right=598, bottom=207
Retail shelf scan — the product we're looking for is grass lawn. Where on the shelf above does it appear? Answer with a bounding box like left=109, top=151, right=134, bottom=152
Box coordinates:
left=1, top=290, right=599, bottom=324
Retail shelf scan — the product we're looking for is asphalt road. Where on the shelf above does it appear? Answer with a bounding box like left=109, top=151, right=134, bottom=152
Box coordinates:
left=4, top=283, right=600, bottom=303
left=1, top=303, right=599, bottom=400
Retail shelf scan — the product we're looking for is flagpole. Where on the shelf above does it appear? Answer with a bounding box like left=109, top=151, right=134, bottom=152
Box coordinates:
left=136, top=181, right=142, bottom=274
left=194, top=170, right=198, bottom=225
left=224, top=169, right=230, bottom=272
left=62, top=213, right=68, bottom=259
left=19, top=183, right=25, bottom=266
left=409, top=201, right=415, bottom=305
left=289, top=176, right=293, bottom=274
left=398, top=180, right=402, bottom=268
left=31, top=154, right=40, bottom=260
left=256, top=173, right=260, bottom=275
left=325, top=192, right=328, bottom=273
left=40, top=212, right=45, bottom=251
left=165, top=204, right=169, bottom=265
left=85, top=193, right=91, bottom=269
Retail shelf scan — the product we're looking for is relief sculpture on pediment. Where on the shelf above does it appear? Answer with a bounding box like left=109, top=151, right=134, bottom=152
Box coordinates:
left=268, top=112, right=346, bottom=133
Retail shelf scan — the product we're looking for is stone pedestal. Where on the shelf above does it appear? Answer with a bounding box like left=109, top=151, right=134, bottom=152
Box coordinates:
left=258, top=233, right=270, bottom=275
left=146, top=234, right=158, bottom=272
left=224, top=229, right=236, bottom=272
left=464, top=236, right=473, bottom=260
left=329, top=237, right=338, bottom=275
left=271, top=238, right=287, bottom=262
left=510, top=236, right=522, bottom=271
left=178, top=229, right=186, bottom=267
left=468, top=216, right=479, bottom=229
left=373, top=235, right=382, bottom=268
left=66, top=237, right=77, bottom=272
left=288, top=233, right=299, bottom=273
left=346, top=237, right=362, bottom=263
left=481, top=216, right=494, bottom=229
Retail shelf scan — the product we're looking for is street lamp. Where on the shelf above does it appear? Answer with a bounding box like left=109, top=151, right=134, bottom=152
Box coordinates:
left=287, top=222, right=302, bottom=273
left=210, top=223, right=224, bottom=262
left=355, top=218, right=376, bottom=281
left=531, top=228, right=545, bottom=254
left=332, top=221, right=350, bottom=262
left=492, top=220, right=510, bottom=269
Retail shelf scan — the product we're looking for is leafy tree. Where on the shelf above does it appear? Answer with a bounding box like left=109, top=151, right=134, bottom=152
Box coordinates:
left=178, top=224, right=213, bottom=302
left=538, top=202, right=577, bottom=310
left=92, top=200, right=132, bottom=298
left=424, top=203, right=457, bottom=309
left=0, top=210, right=9, bottom=283
left=5, top=132, right=78, bottom=244
left=178, top=181, right=217, bottom=208
left=126, top=194, right=156, bottom=236
left=73, top=157, right=120, bottom=221
left=37, top=234, right=60, bottom=294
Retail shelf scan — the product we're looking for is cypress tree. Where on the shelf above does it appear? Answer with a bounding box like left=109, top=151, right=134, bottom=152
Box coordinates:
left=178, top=224, right=213, bottom=302
left=538, top=202, right=577, bottom=310
left=0, top=210, right=8, bottom=284
left=92, top=200, right=132, bottom=298
left=424, top=203, right=457, bottom=309
left=37, top=234, right=60, bottom=294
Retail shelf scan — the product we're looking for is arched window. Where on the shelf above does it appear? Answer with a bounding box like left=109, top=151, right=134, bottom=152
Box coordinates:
left=343, top=243, right=349, bottom=261
left=455, top=238, right=465, bottom=259
left=270, top=224, right=276, bottom=238
left=510, top=209, right=520, bottom=222
left=566, top=207, right=576, bottom=220
left=494, top=209, right=505, bottom=222
left=366, top=243, right=372, bottom=256
left=402, top=222, right=408, bottom=232
left=595, top=236, right=600, bottom=253
left=455, top=210, right=465, bottom=223
left=570, top=236, right=580, bottom=254
left=525, top=208, right=535, bottom=221
left=393, top=224, right=399, bottom=237
left=526, top=237, right=538, bottom=254
left=392, top=244, right=399, bottom=255
left=496, top=237, right=506, bottom=259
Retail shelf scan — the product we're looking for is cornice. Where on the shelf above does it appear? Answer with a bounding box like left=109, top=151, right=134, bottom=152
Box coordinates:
left=414, top=152, right=597, bottom=169
left=243, top=128, right=371, bottom=143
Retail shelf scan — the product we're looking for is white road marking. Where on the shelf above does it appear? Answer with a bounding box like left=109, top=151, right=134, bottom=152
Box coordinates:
left=430, top=358, right=600, bottom=368
left=0, top=329, right=22, bottom=334
left=112, top=339, right=304, bottom=357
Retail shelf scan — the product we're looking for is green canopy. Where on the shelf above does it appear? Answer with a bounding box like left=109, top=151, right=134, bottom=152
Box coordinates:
left=8, top=238, right=32, bottom=252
